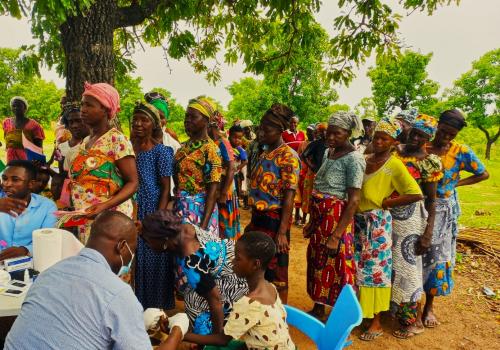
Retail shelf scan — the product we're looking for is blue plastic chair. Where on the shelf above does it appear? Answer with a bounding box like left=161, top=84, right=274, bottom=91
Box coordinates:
left=285, top=285, right=362, bottom=350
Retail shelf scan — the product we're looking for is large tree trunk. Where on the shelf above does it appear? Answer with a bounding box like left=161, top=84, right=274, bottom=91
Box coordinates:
left=60, top=1, right=118, bottom=102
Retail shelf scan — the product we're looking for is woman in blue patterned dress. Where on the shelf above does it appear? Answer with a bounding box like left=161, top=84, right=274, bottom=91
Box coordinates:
left=131, top=102, right=175, bottom=310
left=422, top=109, right=489, bottom=328
left=141, top=210, right=248, bottom=335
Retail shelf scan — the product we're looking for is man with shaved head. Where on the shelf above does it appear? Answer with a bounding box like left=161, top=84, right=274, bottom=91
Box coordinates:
left=5, top=211, right=185, bottom=350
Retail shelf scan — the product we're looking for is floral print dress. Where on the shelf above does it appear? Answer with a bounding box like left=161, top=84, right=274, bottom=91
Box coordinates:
left=180, top=226, right=248, bottom=335
left=174, top=139, right=222, bottom=238
left=422, top=141, right=486, bottom=296
left=68, top=128, right=134, bottom=243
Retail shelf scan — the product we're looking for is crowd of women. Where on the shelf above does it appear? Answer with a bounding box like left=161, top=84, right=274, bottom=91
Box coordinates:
left=1, top=82, right=489, bottom=347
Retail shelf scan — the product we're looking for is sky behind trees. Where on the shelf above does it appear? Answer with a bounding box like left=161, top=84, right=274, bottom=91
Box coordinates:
left=0, top=0, right=498, bottom=109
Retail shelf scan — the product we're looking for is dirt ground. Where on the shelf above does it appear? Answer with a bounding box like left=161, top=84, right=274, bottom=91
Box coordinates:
left=237, top=210, right=500, bottom=350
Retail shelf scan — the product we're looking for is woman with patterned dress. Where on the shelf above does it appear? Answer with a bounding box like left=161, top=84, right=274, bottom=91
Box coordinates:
left=67, top=83, right=138, bottom=243
left=131, top=102, right=175, bottom=310
left=208, top=112, right=241, bottom=240
left=356, top=118, right=423, bottom=341
left=422, top=109, right=489, bottom=328
left=390, top=114, right=443, bottom=339
left=245, top=103, right=300, bottom=304
left=174, top=97, right=222, bottom=238
left=304, top=112, right=365, bottom=320
left=3, top=97, right=45, bottom=162
left=141, top=210, right=248, bottom=335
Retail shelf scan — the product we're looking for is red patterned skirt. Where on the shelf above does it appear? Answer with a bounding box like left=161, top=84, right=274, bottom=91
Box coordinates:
left=305, top=191, right=356, bottom=306
left=245, top=209, right=290, bottom=290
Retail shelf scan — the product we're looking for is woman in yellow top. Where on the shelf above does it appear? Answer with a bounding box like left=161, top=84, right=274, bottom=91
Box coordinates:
left=355, top=118, right=423, bottom=341
left=174, top=96, right=222, bottom=238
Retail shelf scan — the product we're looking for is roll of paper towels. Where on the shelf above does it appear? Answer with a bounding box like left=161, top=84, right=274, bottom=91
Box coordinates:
left=33, top=228, right=84, bottom=272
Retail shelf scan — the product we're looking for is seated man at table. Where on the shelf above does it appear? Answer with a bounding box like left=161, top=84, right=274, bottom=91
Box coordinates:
left=0, top=160, right=57, bottom=261
left=4, top=211, right=187, bottom=350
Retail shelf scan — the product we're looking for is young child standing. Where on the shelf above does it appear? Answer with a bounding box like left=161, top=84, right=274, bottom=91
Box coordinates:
left=184, top=231, right=296, bottom=350
left=228, top=125, right=248, bottom=204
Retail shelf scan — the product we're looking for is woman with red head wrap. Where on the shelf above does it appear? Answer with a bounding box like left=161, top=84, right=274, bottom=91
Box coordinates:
left=61, top=82, right=138, bottom=244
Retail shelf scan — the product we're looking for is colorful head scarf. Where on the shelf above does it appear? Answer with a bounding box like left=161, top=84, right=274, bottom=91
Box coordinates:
left=133, top=101, right=161, bottom=129
left=316, top=122, right=328, bottom=132
left=375, top=117, right=402, bottom=139
left=61, top=102, right=81, bottom=126
left=10, top=96, right=29, bottom=110
left=187, top=96, right=217, bottom=121
left=396, top=108, right=418, bottom=124
left=209, top=111, right=226, bottom=130
left=307, top=123, right=316, bottom=131
left=145, top=91, right=170, bottom=120
left=328, top=111, right=364, bottom=138
left=150, top=99, right=169, bottom=120
left=413, top=114, right=438, bottom=139
left=261, top=103, right=294, bottom=131
left=239, top=119, right=253, bottom=128
left=82, top=82, right=120, bottom=118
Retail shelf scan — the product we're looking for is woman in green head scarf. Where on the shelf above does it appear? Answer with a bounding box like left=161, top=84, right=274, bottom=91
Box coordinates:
left=173, top=96, right=222, bottom=238
left=144, top=91, right=179, bottom=142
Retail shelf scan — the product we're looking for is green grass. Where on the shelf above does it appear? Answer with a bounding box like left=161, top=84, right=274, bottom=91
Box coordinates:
left=1, top=128, right=498, bottom=230
left=456, top=158, right=499, bottom=229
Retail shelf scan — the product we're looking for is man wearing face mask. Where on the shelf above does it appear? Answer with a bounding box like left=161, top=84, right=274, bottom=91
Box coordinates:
left=5, top=211, right=188, bottom=350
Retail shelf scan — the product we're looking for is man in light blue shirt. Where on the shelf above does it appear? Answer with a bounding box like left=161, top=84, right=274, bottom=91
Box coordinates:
left=0, top=160, right=57, bottom=261
left=5, top=211, right=185, bottom=350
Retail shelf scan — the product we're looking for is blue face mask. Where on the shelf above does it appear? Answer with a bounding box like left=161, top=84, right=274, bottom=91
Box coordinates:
left=117, top=241, right=134, bottom=277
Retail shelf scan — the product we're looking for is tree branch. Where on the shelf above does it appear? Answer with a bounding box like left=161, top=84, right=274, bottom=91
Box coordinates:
left=115, top=0, right=167, bottom=29
left=491, top=125, right=500, bottom=143
left=477, top=125, right=492, bottom=142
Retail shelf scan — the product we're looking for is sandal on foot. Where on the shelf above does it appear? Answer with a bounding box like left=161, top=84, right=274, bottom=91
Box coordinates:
left=359, top=331, right=383, bottom=341
left=392, top=327, right=424, bottom=339
left=423, top=316, right=440, bottom=328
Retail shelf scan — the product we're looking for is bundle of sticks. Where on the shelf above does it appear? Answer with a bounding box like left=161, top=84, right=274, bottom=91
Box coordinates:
left=458, top=228, right=500, bottom=264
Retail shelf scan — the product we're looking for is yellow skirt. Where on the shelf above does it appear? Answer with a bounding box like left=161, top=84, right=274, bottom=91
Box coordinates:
left=359, top=286, right=391, bottom=319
